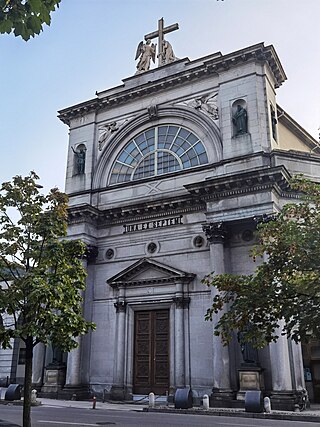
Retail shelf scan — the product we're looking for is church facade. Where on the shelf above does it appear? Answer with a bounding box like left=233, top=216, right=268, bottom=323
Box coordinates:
left=1, top=25, right=320, bottom=409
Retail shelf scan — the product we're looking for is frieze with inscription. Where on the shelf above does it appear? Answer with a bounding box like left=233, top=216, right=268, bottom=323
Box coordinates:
left=123, top=215, right=183, bottom=234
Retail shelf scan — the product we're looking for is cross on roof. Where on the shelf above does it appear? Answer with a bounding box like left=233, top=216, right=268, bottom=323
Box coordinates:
left=144, top=18, right=179, bottom=66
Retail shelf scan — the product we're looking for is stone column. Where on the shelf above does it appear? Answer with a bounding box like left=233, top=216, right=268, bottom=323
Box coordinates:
left=32, top=342, right=46, bottom=387
left=173, top=282, right=190, bottom=388
left=65, top=336, right=82, bottom=386
left=289, top=341, right=306, bottom=391
left=64, top=245, right=98, bottom=398
left=110, top=286, right=127, bottom=400
left=269, top=322, right=295, bottom=410
left=203, top=222, right=233, bottom=401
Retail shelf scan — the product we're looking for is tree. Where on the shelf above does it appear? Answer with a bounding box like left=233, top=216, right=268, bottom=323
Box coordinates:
left=0, top=0, right=61, bottom=41
left=203, top=177, right=320, bottom=349
left=0, top=172, right=95, bottom=427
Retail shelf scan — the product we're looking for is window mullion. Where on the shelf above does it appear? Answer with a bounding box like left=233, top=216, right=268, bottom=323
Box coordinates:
left=169, top=127, right=181, bottom=151
left=154, top=126, right=158, bottom=176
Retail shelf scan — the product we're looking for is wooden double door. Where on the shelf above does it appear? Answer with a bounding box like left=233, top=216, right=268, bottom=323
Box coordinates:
left=133, top=310, right=170, bottom=395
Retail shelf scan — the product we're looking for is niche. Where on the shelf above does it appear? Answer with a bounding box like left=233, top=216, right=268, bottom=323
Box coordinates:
left=232, top=99, right=248, bottom=137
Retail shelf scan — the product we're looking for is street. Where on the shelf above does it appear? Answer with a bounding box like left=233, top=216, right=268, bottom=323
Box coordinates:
left=0, top=406, right=319, bottom=427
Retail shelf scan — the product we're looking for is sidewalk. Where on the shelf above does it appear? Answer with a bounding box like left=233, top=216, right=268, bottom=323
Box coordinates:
left=146, top=404, right=320, bottom=423
left=38, top=398, right=320, bottom=423
left=1, top=396, right=320, bottom=423
left=38, top=397, right=144, bottom=412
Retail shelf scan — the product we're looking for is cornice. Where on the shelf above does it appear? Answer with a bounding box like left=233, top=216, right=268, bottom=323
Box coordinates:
left=68, top=195, right=205, bottom=226
left=185, top=165, right=291, bottom=200
left=204, top=43, right=286, bottom=88
left=58, top=43, right=286, bottom=126
left=109, top=276, right=191, bottom=288
left=67, top=205, right=100, bottom=225
left=68, top=166, right=294, bottom=225
left=107, top=257, right=195, bottom=288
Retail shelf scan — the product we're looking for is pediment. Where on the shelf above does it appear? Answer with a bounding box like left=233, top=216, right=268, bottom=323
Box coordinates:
left=107, top=258, right=195, bottom=287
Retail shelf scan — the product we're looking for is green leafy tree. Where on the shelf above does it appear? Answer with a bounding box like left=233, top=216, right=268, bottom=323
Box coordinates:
left=0, top=0, right=61, bottom=41
left=203, top=177, right=320, bottom=349
left=0, top=172, right=95, bottom=427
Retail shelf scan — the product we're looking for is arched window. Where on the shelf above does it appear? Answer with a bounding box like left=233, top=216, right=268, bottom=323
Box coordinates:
left=109, top=125, right=208, bottom=184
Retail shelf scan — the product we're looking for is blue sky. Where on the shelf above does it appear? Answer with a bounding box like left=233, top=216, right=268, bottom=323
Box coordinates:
left=1, top=0, right=319, bottom=192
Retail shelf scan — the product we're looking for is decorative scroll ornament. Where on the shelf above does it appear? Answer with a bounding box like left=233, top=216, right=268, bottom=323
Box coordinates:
left=175, top=92, right=219, bottom=120
left=98, top=119, right=128, bottom=151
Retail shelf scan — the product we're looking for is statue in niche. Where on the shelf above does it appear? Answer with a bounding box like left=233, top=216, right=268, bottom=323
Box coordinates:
left=72, top=146, right=86, bottom=174
left=161, top=39, right=176, bottom=65
left=135, top=39, right=156, bottom=73
left=237, top=328, right=258, bottom=366
left=233, top=104, right=248, bottom=135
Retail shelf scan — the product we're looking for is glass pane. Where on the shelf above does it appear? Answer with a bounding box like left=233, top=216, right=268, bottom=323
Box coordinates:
left=133, top=153, right=155, bottom=179
left=181, top=141, right=191, bottom=151
left=199, top=152, right=208, bottom=163
left=186, top=133, right=198, bottom=144
left=157, top=151, right=180, bottom=175
left=164, top=134, right=175, bottom=148
left=178, top=128, right=190, bottom=139
left=126, top=141, right=136, bottom=153
left=173, top=137, right=184, bottom=148
left=158, top=134, right=166, bottom=148
left=194, top=142, right=205, bottom=154
left=134, top=134, right=145, bottom=145
left=158, top=126, right=168, bottom=136
left=190, top=157, right=199, bottom=166
left=145, top=129, right=155, bottom=139
left=168, top=126, right=178, bottom=135
left=118, top=151, right=129, bottom=163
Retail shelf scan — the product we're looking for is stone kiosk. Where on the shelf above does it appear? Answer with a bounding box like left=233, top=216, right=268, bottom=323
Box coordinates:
left=2, top=18, right=318, bottom=408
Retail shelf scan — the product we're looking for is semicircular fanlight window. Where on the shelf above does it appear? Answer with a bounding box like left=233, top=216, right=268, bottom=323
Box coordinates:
left=109, top=125, right=208, bottom=184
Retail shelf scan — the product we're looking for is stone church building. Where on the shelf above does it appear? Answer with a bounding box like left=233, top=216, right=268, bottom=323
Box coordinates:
left=1, top=21, right=320, bottom=409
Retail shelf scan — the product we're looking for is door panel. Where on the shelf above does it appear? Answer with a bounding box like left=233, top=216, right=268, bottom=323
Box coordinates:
left=133, top=310, right=169, bottom=394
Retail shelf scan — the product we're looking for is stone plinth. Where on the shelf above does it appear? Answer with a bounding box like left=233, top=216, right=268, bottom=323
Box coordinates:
left=237, top=366, right=265, bottom=400
left=41, top=365, right=66, bottom=397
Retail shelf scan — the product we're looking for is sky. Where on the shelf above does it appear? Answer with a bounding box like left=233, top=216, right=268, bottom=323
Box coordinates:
left=1, top=0, right=320, bottom=193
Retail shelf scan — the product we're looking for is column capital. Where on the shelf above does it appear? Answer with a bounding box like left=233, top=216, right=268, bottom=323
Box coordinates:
left=173, top=296, right=190, bottom=309
left=203, top=221, right=228, bottom=244
left=253, top=213, right=278, bottom=225
left=114, top=300, right=127, bottom=313
left=84, top=245, right=98, bottom=263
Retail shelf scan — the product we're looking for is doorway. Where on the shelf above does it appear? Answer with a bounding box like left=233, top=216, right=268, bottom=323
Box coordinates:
left=133, top=310, right=169, bottom=395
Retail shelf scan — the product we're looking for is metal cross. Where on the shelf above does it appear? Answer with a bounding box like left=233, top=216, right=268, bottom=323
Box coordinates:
left=144, top=17, right=179, bottom=66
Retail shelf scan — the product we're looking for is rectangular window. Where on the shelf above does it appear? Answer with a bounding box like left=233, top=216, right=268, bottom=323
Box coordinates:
left=18, top=348, right=26, bottom=365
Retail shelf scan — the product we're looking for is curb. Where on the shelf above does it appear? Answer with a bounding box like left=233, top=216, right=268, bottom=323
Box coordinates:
left=144, top=407, right=320, bottom=423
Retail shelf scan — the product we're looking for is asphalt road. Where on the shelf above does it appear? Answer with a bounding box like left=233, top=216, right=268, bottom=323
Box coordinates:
left=0, top=406, right=320, bottom=427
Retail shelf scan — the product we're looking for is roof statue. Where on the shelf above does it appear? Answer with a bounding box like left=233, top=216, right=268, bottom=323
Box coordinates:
left=135, top=17, right=179, bottom=73
left=135, top=39, right=156, bottom=73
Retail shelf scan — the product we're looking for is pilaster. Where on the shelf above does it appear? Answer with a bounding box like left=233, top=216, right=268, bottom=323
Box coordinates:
left=110, top=288, right=127, bottom=400
left=173, top=282, right=190, bottom=388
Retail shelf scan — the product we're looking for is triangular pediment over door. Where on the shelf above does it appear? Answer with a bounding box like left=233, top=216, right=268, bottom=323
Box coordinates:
left=107, top=258, right=195, bottom=288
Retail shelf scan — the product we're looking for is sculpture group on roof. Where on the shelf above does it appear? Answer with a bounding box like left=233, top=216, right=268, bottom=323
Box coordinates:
left=135, top=18, right=179, bottom=74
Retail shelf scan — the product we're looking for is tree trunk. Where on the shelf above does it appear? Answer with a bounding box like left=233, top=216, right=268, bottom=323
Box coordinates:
left=23, top=336, right=33, bottom=427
